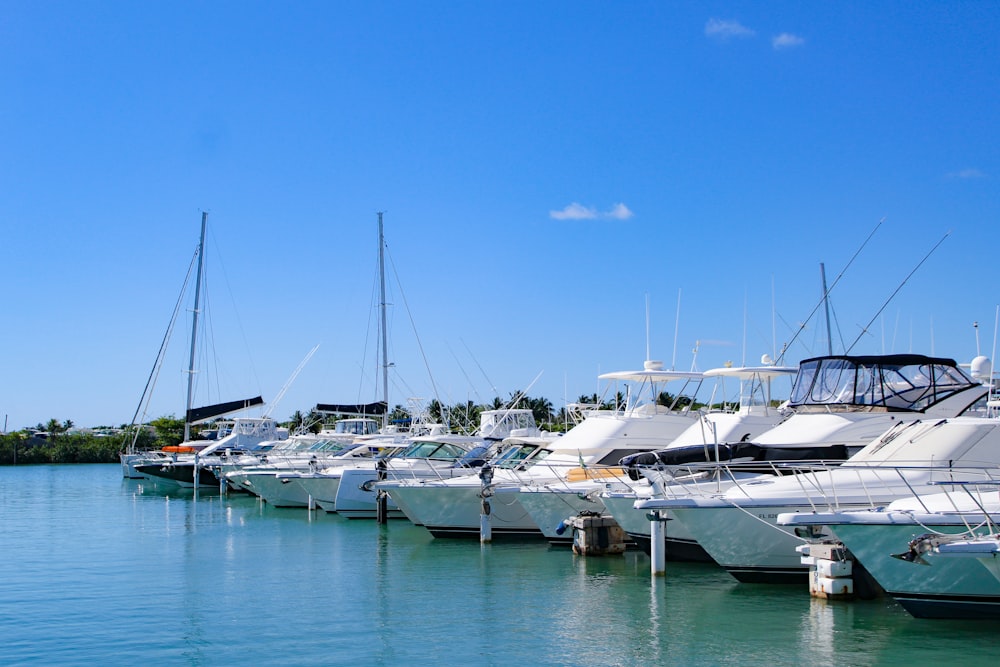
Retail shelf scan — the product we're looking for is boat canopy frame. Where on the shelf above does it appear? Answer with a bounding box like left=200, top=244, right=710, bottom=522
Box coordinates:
left=788, top=354, right=978, bottom=413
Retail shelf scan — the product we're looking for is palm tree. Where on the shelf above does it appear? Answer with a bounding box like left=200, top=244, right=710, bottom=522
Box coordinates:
left=286, top=410, right=306, bottom=432
left=527, top=396, right=553, bottom=425
left=428, top=399, right=444, bottom=425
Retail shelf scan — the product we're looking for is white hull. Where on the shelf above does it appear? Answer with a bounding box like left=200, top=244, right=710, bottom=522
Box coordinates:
left=385, top=481, right=541, bottom=537
left=248, top=472, right=312, bottom=508
left=293, top=474, right=345, bottom=512
left=671, top=503, right=816, bottom=582
left=334, top=467, right=402, bottom=519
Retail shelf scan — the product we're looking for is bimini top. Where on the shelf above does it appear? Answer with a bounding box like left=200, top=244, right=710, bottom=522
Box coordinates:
left=598, top=358, right=703, bottom=383
left=787, top=353, right=980, bottom=413
left=702, top=365, right=799, bottom=381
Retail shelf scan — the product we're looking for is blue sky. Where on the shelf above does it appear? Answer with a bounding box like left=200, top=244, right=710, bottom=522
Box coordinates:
left=2, top=2, right=998, bottom=430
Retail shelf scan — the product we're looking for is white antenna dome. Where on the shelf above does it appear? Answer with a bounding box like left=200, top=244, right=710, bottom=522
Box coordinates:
left=970, top=355, right=992, bottom=380
left=644, top=360, right=664, bottom=371
left=761, top=354, right=774, bottom=366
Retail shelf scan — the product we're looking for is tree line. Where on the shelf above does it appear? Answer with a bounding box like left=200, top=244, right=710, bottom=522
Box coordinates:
left=0, top=389, right=701, bottom=465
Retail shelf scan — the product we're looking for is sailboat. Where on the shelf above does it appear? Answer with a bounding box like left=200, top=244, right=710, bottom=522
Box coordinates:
left=223, top=211, right=416, bottom=508
left=121, top=212, right=277, bottom=486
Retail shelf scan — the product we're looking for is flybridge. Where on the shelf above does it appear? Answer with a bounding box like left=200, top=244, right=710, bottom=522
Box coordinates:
left=787, top=354, right=982, bottom=413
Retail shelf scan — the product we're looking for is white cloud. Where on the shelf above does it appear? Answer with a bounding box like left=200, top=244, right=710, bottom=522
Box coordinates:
left=549, top=202, right=635, bottom=221
left=705, top=18, right=755, bottom=40
left=947, top=168, right=987, bottom=179
left=606, top=203, right=634, bottom=220
left=550, top=203, right=598, bottom=220
left=772, top=33, right=805, bottom=49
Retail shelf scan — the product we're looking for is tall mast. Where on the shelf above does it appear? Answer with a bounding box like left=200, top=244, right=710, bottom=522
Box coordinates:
left=184, top=211, right=208, bottom=442
left=820, top=262, right=833, bottom=356
left=378, top=211, right=389, bottom=432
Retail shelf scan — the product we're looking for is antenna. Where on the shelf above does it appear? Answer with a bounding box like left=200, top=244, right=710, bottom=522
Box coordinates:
left=771, top=274, right=777, bottom=360
left=645, top=294, right=651, bottom=362
left=672, top=288, right=681, bottom=370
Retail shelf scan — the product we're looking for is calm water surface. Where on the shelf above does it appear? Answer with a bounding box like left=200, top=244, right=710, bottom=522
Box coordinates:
left=1, top=465, right=997, bottom=666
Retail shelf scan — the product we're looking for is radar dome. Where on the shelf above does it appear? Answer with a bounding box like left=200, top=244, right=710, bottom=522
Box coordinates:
left=970, top=355, right=992, bottom=380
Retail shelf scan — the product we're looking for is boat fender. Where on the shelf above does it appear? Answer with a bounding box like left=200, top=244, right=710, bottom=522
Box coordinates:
left=481, top=498, right=491, bottom=516
left=555, top=520, right=568, bottom=536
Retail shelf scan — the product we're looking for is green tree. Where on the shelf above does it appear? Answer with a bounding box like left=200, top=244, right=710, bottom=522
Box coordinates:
left=527, top=396, right=553, bottom=426
left=149, top=416, right=185, bottom=448
left=388, top=404, right=411, bottom=428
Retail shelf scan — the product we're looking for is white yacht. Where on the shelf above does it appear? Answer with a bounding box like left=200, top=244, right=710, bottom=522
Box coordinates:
left=134, top=416, right=282, bottom=489
left=335, top=408, right=543, bottom=519
left=225, top=416, right=382, bottom=504
left=520, top=363, right=798, bottom=546
left=638, top=353, right=991, bottom=583
left=382, top=362, right=703, bottom=539
left=565, top=363, right=796, bottom=553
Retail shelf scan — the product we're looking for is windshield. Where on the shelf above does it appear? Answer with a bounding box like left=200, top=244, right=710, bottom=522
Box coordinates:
left=492, top=443, right=552, bottom=469
left=398, top=440, right=469, bottom=460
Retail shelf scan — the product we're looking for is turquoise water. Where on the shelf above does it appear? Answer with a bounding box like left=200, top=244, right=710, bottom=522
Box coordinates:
left=1, top=465, right=997, bottom=666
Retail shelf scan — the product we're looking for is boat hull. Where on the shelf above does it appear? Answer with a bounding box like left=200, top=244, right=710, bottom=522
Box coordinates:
left=385, top=481, right=543, bottom=539
left=134, top=461, right=221, bottom=489
left=830, top=521, right=1000, bottom=619
left=247, top=472, right=311, bottom=508
left=671, top=504, right=814, bottom=583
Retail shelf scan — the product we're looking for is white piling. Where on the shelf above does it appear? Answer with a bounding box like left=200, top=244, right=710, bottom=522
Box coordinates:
left=650, top=511, right=666, bottom=576
left=193, top=452, right=200, bottom=498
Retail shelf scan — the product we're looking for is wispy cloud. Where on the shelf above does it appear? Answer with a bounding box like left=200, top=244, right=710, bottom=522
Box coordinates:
left=946, top=168, right=987, bottom=179
left=550, top=202, right=634, bottom=221
left=772, top=33, right=805, bottom=50
left=550, top=203, right=597, bottom=220
left=705, top=18, right=755, bottom=40
left=606, top=203, right=634, bottom=220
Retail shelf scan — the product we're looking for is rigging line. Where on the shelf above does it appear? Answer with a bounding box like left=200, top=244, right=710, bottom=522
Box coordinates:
left=384, top=245, right=443, bottom=411
left=777, top=217, right=885, bottom=363
left=461, top=338, right=499, bottom=399
left=830, top=297, right=847, bottom=353
left=205, top=222, right=263, bottom=401
left=446, top=341, right=484, bottom=405
left=357, top=255, right=379, bottom=404
left=846, top=230, right=951, bottom=353
left=127, top=249, right=199, bottom=446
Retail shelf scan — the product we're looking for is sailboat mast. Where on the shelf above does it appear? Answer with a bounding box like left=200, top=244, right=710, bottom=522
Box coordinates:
left=184, top=211, right=208, bottom=442
left=378, top=211, right=389, bottom=432
left=820, top=262, right=833, bottom=356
